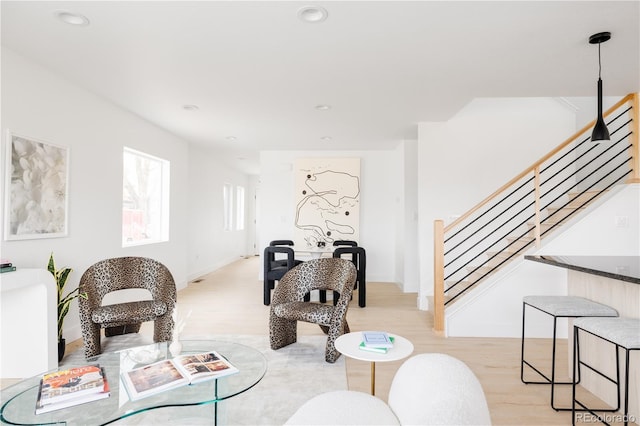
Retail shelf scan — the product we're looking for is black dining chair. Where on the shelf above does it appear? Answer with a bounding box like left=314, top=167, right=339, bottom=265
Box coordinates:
left=264, top=243, right=304, bottom=306
left=318, top=240, right=359, bottom=303
left=333, top=240, right=357, bottom=247
left=269, top=240, right=298, bottom=269
left=333, top=246, right=366, bottom=308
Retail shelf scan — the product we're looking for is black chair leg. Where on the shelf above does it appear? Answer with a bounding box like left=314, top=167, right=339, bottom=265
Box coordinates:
left=358, top=279, right=366, bottom=308
left=264, top=279, right=274, bottom=305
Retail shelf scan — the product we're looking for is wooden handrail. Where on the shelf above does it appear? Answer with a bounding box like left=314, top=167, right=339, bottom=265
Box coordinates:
left=432, top=93, right=637, bottom=333
left=433, top=220, right=445, bottom=333
left=533, top=166, right=541, bottom=247
left=444, top=93, right=635, bottom=233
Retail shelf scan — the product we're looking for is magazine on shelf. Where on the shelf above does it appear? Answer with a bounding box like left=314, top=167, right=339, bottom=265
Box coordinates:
left=121, top=351, right=239, bottom=401
left=361, top=331, right=394, bottom=348
left=359, top=336, right=396, bottom=354
left=35, top=365, right=110, bottom=414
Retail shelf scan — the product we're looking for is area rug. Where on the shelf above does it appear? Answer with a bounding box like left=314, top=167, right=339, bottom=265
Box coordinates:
left=60, top=333, right=347, bottom=425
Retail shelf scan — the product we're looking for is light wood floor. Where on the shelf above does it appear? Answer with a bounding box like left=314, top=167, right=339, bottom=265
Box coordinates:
left=5, top=256, right=630, bottom=425
left=178, top=256, right=572, bottom=425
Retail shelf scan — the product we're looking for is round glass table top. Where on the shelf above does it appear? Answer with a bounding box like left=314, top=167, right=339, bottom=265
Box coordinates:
left=0, top=340, right=267, bottom=425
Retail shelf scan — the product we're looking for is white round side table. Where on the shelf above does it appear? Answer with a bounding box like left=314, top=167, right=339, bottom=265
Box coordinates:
left=335, top=332, right=414, bottom=395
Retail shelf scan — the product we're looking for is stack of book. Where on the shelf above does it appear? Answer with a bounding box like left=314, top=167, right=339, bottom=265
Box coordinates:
left=0, top=259, right=16, bottom=273
left=359, top=331, right=395, bottom=354
left=35, top=365, right=110, bottom=414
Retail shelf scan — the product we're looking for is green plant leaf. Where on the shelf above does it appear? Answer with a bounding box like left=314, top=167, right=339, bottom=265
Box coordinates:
left=48, top=253, right=80, bottom=342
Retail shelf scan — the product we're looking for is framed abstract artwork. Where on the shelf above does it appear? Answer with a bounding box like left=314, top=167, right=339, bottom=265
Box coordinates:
left=293, top=157, right=360, bottom=248
left=4, top=131, right=69, bottom=240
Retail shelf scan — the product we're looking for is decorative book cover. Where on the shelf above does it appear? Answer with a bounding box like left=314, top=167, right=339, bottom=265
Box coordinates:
left=121, top=351, right=239, bottom=401
left=359, top=336, right=395, bottom=353
left=35, top=366, right=110, bottom=414
left=362, top=331, right=393, bottom=348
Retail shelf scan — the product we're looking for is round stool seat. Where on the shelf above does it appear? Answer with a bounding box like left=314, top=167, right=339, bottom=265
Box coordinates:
left=574, top=317, right=640, bottom=349
left=523, top=296, right=618, bottom=317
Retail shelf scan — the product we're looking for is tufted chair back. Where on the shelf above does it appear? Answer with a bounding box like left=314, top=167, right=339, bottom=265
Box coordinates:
left=269, top=258, right=356, bottom=363
left=79, top=257, right=176, bottom=359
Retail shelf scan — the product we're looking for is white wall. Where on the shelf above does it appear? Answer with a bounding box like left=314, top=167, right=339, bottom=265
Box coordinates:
left=258, top=150, right=405, bottom=284
left=537, top=183, right=640, bottom=255
left=187, top=144, right=252, bottom=279
left=398, top=140, right=420, bottom=293
left=417, top=97, right=577, bottom=309
left=1, top=47, right=251, bottom=343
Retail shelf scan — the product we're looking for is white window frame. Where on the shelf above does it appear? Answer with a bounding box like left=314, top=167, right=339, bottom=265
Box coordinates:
left=122, top=147, right=170, bottom=247
left=235, top=185, right=245, bottom=231
left=223, top=183, right=233, bottom=231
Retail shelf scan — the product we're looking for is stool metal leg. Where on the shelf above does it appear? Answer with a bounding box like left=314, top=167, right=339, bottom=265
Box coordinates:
left=572, top=326, right=621, bottom=425
left=623, top=349, right=630, bottom=426
left=521, top=302, right=578, bottom=411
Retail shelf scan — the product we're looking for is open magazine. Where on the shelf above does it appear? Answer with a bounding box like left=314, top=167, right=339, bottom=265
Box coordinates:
left=121, top=351, right=239, bottom=401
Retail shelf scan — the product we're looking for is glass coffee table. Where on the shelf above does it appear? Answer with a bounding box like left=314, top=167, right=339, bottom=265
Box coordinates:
left=0, top=340, right=267, bottom=425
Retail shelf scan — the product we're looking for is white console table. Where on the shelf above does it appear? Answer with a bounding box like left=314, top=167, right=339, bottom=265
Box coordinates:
left=1, top=269, right=57, bottom=378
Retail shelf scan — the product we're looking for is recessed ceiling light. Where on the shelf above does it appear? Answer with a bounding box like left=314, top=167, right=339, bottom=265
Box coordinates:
left=315, top=104, right=331, bottom=111
left=226, top=136, right=237, bottom=142
left=320, top=136, right=333, bottom=141
left=182, top=104, right=199, bottom=111
left=54, top=10, right=90, bottom=26
left=298, top=6, right=328, bottom=23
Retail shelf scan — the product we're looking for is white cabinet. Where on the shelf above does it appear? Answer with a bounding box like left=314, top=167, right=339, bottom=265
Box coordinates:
left=1, top=269, right=57, bottom=378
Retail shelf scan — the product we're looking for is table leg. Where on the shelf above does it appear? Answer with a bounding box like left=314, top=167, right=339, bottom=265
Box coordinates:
left=371, top=361, right=376, bottom=395
left=214, top=378, right=218, bottom=426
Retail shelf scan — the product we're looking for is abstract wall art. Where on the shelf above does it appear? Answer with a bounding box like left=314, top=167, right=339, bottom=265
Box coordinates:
left=4, top=132, right=69, bottom=240
left=294, top=157, right=360, bottom=248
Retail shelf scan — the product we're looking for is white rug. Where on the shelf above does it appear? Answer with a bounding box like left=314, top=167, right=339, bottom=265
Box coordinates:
left=60, top=333, right=347, bottom=425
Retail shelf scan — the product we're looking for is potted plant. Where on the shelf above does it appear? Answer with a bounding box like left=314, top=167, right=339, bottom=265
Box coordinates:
left=47, top=253, right=86, bottom=361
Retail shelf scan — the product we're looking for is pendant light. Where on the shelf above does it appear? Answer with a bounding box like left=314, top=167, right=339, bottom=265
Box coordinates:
left=589, top=32, right=611, bottom=143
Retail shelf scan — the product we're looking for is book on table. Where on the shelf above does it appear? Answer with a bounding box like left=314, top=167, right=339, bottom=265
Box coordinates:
left=121, top=350, right=239, bottom=401
left=359, top=336, right=396, bottom=353
left=0, top=265, right=16, bottom=273
left=361, top=331, right=394, bottom=348
left=35, top=365, right=110, bottom=414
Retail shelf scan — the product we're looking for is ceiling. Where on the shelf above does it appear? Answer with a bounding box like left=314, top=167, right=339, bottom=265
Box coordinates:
left=2, top=1, right=639, bottom=174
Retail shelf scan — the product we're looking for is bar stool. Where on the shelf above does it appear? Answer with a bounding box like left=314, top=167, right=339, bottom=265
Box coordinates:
left=572, top=317, right=640, bottom=426
left=521, top=296, right=618, bottom=410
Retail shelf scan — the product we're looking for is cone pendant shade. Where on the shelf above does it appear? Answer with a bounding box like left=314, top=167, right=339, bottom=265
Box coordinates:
left=591, top=78, right=610, bottom=143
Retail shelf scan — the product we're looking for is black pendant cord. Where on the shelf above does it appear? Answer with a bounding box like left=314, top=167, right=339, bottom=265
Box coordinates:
left=598, top=42, right=602, bottom=80
left=597, top=42, right=603, bottom=117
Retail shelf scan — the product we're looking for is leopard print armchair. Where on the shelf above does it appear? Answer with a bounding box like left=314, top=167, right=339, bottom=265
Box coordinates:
left=78, top=257, right=177, bottom=359
left=269, top=258, right=357, bottom=363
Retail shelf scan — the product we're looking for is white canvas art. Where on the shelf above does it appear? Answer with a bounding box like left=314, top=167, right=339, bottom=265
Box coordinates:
left=294, top=158, right=360, bottom=248
left=4, top=132, right=69, bottom=240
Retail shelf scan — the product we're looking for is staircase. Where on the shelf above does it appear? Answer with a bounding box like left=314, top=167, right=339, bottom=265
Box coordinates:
left=445, top=189, right=601, bottom=301
left=433, top=93, right=639, bottom=333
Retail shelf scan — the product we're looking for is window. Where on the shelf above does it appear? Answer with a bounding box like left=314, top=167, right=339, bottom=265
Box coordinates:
left=235, top=186, right=245, bottom=230
left=223, top=183, right=233, bottom=231
left=122, top=148, right=170, bottom=246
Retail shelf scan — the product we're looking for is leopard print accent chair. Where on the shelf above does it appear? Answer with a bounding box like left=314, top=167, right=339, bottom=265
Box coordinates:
left=269, top=258, right=357, bottom=363
left=78, top=257, right=177, bottom=359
